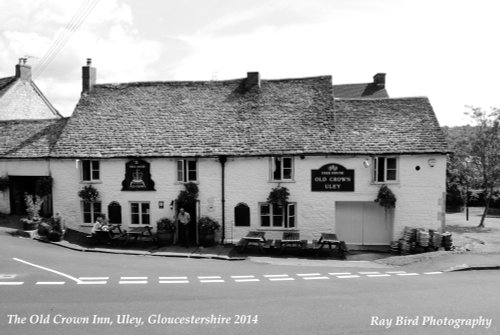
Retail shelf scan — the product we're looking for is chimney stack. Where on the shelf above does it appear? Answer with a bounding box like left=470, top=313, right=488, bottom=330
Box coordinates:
left=15, top=58, right=32, bottom=81
left=373, top=73, right=386, bottom=88
left=82, top=58, right=96, bottom=94
left=245, top=72, right=261, bottom=90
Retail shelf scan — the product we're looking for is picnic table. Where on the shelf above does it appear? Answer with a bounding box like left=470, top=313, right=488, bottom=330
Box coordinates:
left=278, top=232, right=306, bottom=250
left=90, top=224, right=126, bottom=246
left=316, top=233, right=346, bottom=258
left=124, top=226, right=155, bottom=245
left=238, top=231, right=267, bottom=253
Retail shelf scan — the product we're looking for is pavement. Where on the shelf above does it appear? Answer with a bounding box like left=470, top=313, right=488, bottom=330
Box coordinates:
left=2, top=213, right=500, bottom=273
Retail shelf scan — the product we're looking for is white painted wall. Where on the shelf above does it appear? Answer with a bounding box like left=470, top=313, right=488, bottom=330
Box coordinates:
left=49, top=154, right=446, bottom=244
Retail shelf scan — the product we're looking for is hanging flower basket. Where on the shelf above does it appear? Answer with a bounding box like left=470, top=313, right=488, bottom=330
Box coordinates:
left=78, top=185, right=100, bottom=202
left=375, top=184, right=396, bottom=210
left=267, top=186, right=290, bottom=206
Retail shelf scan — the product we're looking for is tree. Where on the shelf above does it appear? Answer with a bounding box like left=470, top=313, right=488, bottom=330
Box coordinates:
left=464, top=106, right=500, bottom=227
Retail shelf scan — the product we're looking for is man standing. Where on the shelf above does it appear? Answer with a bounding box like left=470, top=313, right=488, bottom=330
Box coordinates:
left=177, top=208, right=191, bottom=247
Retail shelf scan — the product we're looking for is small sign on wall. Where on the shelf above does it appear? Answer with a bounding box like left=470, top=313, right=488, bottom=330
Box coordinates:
left=311, top=163, right=354, bottom=192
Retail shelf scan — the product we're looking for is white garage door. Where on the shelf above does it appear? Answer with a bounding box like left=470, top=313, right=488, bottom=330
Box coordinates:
left=335, top=202, right=393, bottom=245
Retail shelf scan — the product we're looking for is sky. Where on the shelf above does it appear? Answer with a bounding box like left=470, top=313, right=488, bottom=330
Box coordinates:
left=1, top=0, right=499, bottom=126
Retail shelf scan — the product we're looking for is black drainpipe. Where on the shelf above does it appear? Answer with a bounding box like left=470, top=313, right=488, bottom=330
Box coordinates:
left=219, top=155, right=227, bottom=244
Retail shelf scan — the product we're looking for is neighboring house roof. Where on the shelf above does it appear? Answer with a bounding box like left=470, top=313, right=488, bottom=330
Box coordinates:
left=333, top=82, right=389, bottom=98
left=0, top=63, right=62, bottom=120
left=334, top=98, right=450, bottom=154
left=0, top=118, right=68, bottom=158
left=51, top=75, right=449, bottom=158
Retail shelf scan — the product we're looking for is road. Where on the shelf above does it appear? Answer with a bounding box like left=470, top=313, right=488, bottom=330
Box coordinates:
left=0, top=234, right=498, bottom=335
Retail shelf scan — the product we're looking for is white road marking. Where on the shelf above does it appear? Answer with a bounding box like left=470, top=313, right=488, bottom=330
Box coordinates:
left=396, top=273, right=419, bottom=276
left=13, top=258, right=83, bottom=284
left=386, top=271, right=407, bottom=274
left=79, top=277, right=109, bottom=280
left=119, top=280, right=148, bottom=284
left=337, top=275, right=360, bottom=279
left=231, top=275, right=256, bottom=279
left=120, top=277, right=147, bottom=280
left=159, top=280, right=189, bottom=284
left=424, top=272, right=443, bottom=275
left=78, top=281, right=107, bottom=285
left=367, top=274, right=391, bottom=277
left=328, top=272, right=352, bottom=276
left=198, top=276, right=222, bottom=279
left=234, top=278, right=260, bottom=282
left=297, top=273, right=322, bottom=277
left=159, top=276, right=188, bottom=280
left=302, top=276, right=329, bottom=280
left=269, top=277, right=295, bottom=281
left=0, top=274, right=17, bottom=279
left=358, top=272, right=380, bottom=275
left=36, top=281, right=65, bottom=285
left=264, top=274, right=289, bottom=278
left=200, top=279, right=225, bottom=283
left=0, top=282, right=24, bottom=286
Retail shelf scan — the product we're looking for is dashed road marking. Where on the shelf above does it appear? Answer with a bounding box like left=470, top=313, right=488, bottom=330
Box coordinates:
left=269, top=277, right=295, bottom=281
left=0, top=282, right=24, bottom=286
left=159, top=276, right=189, bottom=284
left=396, top=273, right=419, bottom=276
left=119, top=277, right=148, bottom=284
left=199, top=276, right=224, bottom=283
left=328, top=272, right=352, bottom=276
left=264, top=274, right=289, bottom=278
left=367, top=274, right=391, bottom=277
left=231, top=275, right=260, bottom=283
left=297, top=273, right=322, bottom=277
left=303, top=276, right=329, bottom=280
left=424, top=272, right=442, bottom=275
left=36, top=281, right=65, bottom=285
left=0, top=274, right=17, bottom=279
left=78, top=277, right=109, bottom=285
left=358, top=272, right=380, bottom=275
left=336, top=275, right=361, bottom=279
left=386, top=271, right=407, bottom=274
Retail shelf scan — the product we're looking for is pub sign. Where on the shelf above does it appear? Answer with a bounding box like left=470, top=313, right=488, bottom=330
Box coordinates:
left=122, top=159, right=155, bottom=191
left=311, top=163, right=354, bottom=192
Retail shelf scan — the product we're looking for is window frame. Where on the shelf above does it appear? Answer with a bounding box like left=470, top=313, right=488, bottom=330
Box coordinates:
left=82, top=201, right=102, bottom=224
left=270, top=156, right=294, bottom=182
left=259, top=202, right=296, bottom=229
left=177, top=159, right=198, bottom=183
left=130, top=201, right=151, bottom=225
left=373, top=156, right=399, bottom=183
left=81, top=159, right=100, bottom=182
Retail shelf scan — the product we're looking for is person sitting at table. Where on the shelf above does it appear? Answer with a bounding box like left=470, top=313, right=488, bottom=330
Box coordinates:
left=91, top=215, right=109, bottom=236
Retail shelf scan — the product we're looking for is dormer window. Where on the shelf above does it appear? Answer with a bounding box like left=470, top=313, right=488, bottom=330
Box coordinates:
left=271, top=157, right=294, bottom=182
left=82, top=160, right=100, bottom=182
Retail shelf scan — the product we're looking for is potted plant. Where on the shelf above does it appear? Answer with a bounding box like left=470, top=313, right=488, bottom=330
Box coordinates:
left=267, top=185, right=290, bottom=206
left=78, top=185, right=99, bottom=202
left=198, top=216, right=220, bottom=247
left=156, top=217, right=176, bottom=246
left=375, top=184, right=397, bottom=211
left=20, top=193, right=44, bottom=230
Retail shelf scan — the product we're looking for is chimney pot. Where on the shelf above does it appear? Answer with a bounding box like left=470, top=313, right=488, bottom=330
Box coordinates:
left=373, top=73, right=386, bottom=88
left=82, top=58, right=96, bottom=94
left=245, top=72, right=261, bottom=90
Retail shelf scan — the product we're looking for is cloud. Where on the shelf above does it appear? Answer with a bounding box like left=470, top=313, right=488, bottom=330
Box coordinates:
left=0, top=0, right=161, bottom=116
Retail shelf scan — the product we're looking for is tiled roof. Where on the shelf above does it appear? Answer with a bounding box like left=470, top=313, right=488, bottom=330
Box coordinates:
left=0, top=76, right=61, bottom=120
left=333, top=97, right=450, bottom=154
left=0, top=118, right=68, bottom=158
left=51, top=76, right=449, bottom=158
left=51, top=76, right=337, bottom=158
left=333, top=83, right=389, bottom=98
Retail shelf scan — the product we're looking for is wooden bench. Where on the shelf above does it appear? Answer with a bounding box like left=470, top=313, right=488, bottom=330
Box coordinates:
left=124, top=226, right=155, bottom=245
left=90, top=224, right=126, bottom=246
left=278, top=232, right=306, bottom=250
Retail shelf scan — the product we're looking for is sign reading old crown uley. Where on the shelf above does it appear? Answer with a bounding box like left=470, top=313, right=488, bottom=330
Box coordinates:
left=311, top=163, right=354, bottom=192
left=122, top=159, right=155, bottom=191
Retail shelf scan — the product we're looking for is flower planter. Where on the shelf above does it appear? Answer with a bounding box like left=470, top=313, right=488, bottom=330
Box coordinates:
left=22, top=220, right=39, bottom=231
left=157, top=231, right=174, bottom=247
left=199, top=232, right=215, bottom=247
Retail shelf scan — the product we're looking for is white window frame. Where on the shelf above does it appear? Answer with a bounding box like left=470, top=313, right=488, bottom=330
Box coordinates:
left=373, top=156, right=398, bottom=183
left=259, top=202, right=296, bottom=228
left=81, top=160, right=100, bottom=182
left=270, top=156, right=294, bottom=182
left=82, top=201, right=102, bottom=224
left=177, top=159, right=198, bottom=183
left=130, top=201, right=151, bottom=225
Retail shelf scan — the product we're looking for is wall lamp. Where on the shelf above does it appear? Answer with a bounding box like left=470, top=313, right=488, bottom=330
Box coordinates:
left=158, top=201, right=164, bottom=209
left=363, top=158, right=371, bottom=168
left=428, top=159, right=436, bottom=167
